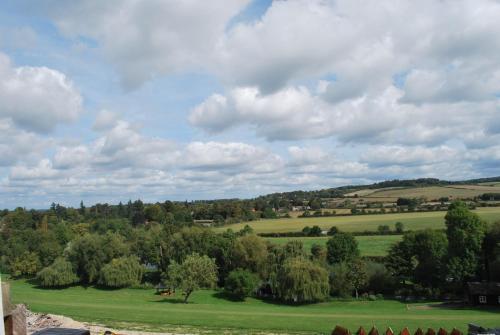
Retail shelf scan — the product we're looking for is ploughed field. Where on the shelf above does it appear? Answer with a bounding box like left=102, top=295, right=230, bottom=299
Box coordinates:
left=9, top=280, right=500, bottom=334
left=266, top=235, right=403, bottom=257
left=215, top=207, right=500, bottom=234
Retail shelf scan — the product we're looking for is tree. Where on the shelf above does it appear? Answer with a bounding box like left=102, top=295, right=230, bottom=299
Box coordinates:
left=99, top=256, right=143, bottom=288
left=395, top=222, right=404, bottom=233
left=445, top=201, right=486, bottom=283
left=224, top=269, right=259, bottom=300
left=276, top=257, right=329, bottom=303
left=385, top=230, right=447, bottom=287
left=329, top=262, right=353, bottom=298
left=232, top=234, right=268, bottom=277
left=327, top=226, right=340, bottom=236
left=349, top=258, right=368, bottom=299
left=11, top=252, right=41, bottom=277
left=37, top=258, right=79, bottom=287
left=326, top=233, right=360, bottom=264
left=377, top=225, right=391, bottom=235
left=67, top=233, right=129, bottom=284
left=309, top=225, right=322, bottom=236
left=483, top=221, right=500, bottom=280
left=164, top=253, right=217, bottom=303
left=310, top=244, right=327, bottom=264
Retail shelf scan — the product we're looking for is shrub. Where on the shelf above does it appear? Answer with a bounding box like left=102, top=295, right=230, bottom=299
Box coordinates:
left=37, top=258, right=79, bottom=287
left=224, top=269, right=259, bottom=300
left=99, top=256, right=144, bottom=288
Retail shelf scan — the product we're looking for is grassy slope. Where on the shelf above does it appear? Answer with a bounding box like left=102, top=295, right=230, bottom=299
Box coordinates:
left=215, top=207, right=500, bottom=234
left=9, top=280, right=499, bottom=334
left=265, top=235, right=403, bottom=257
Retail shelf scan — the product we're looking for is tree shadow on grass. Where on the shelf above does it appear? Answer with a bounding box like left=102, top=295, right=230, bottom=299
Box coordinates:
left=424, top=302, right=500, bottom=314
left=151, top=297, right=187, bottom=304
left=25, top=278, right=79, bottom=291
left=211, top=291, right=246, bottom=302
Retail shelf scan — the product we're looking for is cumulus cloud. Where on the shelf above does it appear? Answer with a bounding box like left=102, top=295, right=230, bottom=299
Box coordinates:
left=41, top=0, right=250, bottom=89
left=0, top=53, right=82, bottom=133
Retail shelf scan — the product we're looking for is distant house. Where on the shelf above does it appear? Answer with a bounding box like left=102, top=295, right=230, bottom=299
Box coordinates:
left=467, top=282, right=500, bottom=306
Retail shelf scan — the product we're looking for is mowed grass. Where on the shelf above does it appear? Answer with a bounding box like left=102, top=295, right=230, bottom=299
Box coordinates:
left=8, top=280, right=500, bottom=334
left=265, top=235, right=403, bottom=257
left=215, top=207, right=500, bottom=234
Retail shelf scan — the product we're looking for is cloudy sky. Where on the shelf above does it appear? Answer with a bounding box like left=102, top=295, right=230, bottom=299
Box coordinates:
left=1, top=0, right=500, bottom=208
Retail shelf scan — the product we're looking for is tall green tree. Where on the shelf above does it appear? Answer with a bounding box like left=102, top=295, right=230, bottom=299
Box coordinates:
left=276, top=257, right=329, bottom=303
left=163, top=253, right=217, bottom=303
left=445, top=201, right=486, bottom=283
left=326, top=233, right=359, bottom=264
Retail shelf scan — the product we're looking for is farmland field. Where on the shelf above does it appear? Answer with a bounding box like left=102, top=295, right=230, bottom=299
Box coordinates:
left=215, top=207, right=500, bottom=234
left=360, top=185, right=500, bottom=201
left=265, top=235, right=403, bottom=257
left=8, top=279, right=500, bottom=334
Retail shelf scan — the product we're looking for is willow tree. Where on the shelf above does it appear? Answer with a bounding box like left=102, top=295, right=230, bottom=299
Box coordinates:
left=37, top=258, right=79, bottom=287
left=276, top=257, right=329, bottom=303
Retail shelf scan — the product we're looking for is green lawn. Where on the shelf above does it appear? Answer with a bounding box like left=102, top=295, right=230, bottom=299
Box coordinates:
left=8, top=280, right=500, bottom=334
left=215, top=207, right=500, bottom=234
left=265, top=235, right=403, bottom=257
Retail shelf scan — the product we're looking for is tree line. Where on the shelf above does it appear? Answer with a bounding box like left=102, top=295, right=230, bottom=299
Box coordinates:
left=0, top=201, right=499, bottom=304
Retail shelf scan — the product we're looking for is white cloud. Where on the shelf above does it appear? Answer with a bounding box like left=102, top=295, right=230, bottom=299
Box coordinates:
left=93, top=110, right=120, bottom=132
left=0, top=53, right=83, bottom=133
left=45, top=0, right=250, bottom=89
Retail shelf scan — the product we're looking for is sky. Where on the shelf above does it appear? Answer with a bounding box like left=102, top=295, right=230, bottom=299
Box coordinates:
left=1, top=0, right=500, bottom=209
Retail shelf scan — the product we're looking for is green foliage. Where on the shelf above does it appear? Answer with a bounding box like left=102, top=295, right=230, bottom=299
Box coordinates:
left=326, top=233, right=360, bottom=264
left=329, top=262, right=353, bottom=298
left=224, top=269, right=259, bottom=300
left=365, top=261, right=395, bottom=294
left=99, top=256, right=144, bottom=288
left=327, top=226, right=340, bottom=236
left=231, top=234, right=268, bottom=277
left=276, top=257, right=329, bottom=303
left=37, top=258, right=79, bottom=287
left=11, top=252, right=41, bottom=277
left=377, top=225, right=391, bottom=234
left=386, top=229, right=447, bottom=287
left=67, top=233, right=129, bottom=284
left=163, top=253, right=218, bottom=303
left=395, top=222, right=404, bottom=233
left=445, top=201, right=486, bottom=283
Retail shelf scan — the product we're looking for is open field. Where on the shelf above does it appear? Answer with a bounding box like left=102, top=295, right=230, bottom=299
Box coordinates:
left=8, top=280, right=499, bottom=334
left=265, top=235, right=403, bottom=257
left=216, top=207, right=500, bottom=234
left=357, top=185, right=500, bottom=201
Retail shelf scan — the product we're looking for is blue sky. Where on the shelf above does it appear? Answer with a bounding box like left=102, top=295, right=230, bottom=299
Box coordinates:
left=1, top=0, right=500, bottom=209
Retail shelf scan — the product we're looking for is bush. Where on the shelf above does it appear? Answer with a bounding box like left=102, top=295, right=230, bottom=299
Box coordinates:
left=99, top=256, right=144, bottom=288
left=224, top=269, right=259, bottom=300
left=37, top=258, right=79, bottom=287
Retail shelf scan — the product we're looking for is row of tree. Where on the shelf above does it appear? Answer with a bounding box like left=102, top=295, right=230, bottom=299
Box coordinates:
left=1, top=201, right=499, bottom=304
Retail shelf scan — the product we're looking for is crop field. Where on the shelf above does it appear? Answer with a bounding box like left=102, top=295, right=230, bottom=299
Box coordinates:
left=265, top=235, right=403, bottom=257
left=215, top=207, right=500, bottom=234
left=8, top=280, right=499, bottom=334
left=356, top=185, right=500, bottom=201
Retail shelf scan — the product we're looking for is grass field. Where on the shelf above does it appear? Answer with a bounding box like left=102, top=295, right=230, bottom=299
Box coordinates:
left=7, top=280, right=499, bottom=334
left=215, top=207, right=500, bottom=234
left=265, top=235, right=403, bottom=257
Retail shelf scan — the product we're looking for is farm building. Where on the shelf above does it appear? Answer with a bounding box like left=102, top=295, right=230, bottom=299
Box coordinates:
left=467, top=282, right=500, bottom=306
